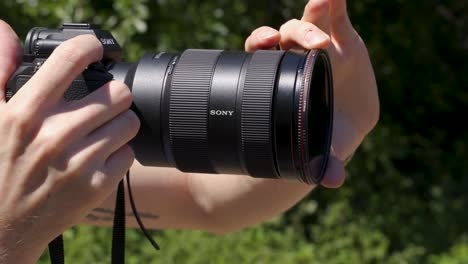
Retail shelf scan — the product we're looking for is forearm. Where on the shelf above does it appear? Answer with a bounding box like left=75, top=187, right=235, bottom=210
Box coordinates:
left=82, top=162, right=209, bottom=231
left=83, top=161, right=314, bottom=234
left=186, top=172, right=314, bottom=234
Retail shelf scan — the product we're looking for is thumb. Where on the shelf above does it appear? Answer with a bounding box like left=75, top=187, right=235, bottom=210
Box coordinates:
left=329, top=0, right=355, bottom=43
left=0, top=20, right=22, bottom=103
left=320, top=145, right=346, bottom=188
left=302, top=0, right=331, bottom=34
left=320, top=155, right=346, bottom=188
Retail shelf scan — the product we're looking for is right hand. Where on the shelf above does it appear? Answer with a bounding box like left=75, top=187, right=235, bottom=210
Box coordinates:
left=245, top=0, right=379, bottom=188
left=0, top=20, right=139, bottom=263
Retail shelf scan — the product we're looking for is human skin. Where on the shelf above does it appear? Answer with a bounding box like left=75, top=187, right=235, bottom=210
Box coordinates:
left=0, top=0, right=378, bottom=262
left=0, top=24, right=140, bottom=263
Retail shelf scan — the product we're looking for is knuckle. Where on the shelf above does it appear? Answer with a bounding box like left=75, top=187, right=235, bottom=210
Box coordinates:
left=66, top=152, right=98, bottom=180
left=111, top=81, right=132, bottom=108
left=35, top=141, right=59, bottom=162
left=105, top=144, right=135, bottom=179
left=41, top=174, right=65, bottom=195
left=116, top=145, right=136, bottom=170
left=83, top=35, right=104, bottom=55
left=56, top=41, right=89, bottom=65
left=79, top=35, right=104, bottom=59
left=122, top=110, right=141, bottom=136
left=278, top=24, right=286, bottom=34
left=121, top=144, right=136, bottom=161
left=77, top=34, right=103, bottom=49
left=279, top=20, right=290, bottom=31
left=89, top=170, right=108, bottom=191
left=36, top=127, right=64, bottom=158
left=279, top=19, right=299, bottom=34
left=4, top=107, right=32, bottom=136
left=55, top=35, right=103, bottom=65
left=291, top=18, right=301, bottom=24
left=66, top=160, right=87, bottom=181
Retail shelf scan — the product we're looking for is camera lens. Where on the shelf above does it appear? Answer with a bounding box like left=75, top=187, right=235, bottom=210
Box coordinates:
left=110, top=49, right=333, bottom=184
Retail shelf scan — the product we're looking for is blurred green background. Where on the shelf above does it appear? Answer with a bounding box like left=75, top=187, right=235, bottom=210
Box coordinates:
left=1, top=0, right=468, bottom=263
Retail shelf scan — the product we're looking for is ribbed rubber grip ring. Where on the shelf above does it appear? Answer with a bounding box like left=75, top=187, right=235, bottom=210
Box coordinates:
left=169, top=49, right=222, bottom=172
left=241, top=50, right=284, bottom=178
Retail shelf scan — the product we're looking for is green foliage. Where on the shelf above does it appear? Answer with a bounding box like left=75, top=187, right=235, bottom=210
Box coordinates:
left=1, top=0, right=467, bottom=263
left=430, top=241, right=468, bottom=264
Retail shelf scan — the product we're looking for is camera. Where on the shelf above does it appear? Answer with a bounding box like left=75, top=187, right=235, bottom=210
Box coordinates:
left=6, top=23, right=333, bottom=184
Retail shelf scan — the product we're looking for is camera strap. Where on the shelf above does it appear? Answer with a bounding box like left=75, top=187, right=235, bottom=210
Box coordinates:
left=111, top=180, right=126, bottom=264
left=48, top=171, right=160, bottom=264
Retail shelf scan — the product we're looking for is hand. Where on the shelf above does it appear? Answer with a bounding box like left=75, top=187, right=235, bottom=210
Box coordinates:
left=0, top=21, right=139, bottom=263
left=245, top=0, right=379, bottom=188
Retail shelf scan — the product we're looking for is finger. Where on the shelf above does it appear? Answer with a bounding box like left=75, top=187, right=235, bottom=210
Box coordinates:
left=80, top=110, right=140, bottom=163
left=101, top=144, right=135, bottom=188
left=10, top=35, right=103, bottom=112
left=89, top=145, right=134, bottom=199
left=47, top=81, right=132, bottom=142
left=245, top=26, right=280, bottom=52
left=0, top=20, right=22, bottom=103
left=320, top=156, right=345, bottom=188
left=301, top=0, right=330, bottom=34
left=279, top=19, right=331, bottom=50
left=329, top=0, right=354, bottom=42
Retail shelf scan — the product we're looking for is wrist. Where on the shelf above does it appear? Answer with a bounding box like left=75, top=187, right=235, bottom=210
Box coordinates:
left=0, top=229, right=47, bottom=264
left=0, top=242, right=45, bottom=264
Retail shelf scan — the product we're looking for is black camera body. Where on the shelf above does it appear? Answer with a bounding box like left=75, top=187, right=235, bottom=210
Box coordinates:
left=6, top=23, right=121, bottom=102
left=6, top=23, right=334, bottom=185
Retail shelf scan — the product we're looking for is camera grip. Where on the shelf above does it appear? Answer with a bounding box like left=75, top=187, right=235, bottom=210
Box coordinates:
left=64, top=63, right=114, bottom=101
left=6, top=62, right=114, bottom=102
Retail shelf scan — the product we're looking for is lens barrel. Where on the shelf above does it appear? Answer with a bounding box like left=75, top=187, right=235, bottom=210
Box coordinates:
left=110, top=49, right=333, bottom=184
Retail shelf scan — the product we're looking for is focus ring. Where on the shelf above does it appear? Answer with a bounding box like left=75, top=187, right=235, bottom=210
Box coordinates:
left=241, top=50, right=284, bottom=178
left=169, top=49, right=222, bottom=172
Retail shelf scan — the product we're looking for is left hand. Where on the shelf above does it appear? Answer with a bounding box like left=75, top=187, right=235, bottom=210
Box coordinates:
left=0, top=21, right=139, bottom=264
left=245, top=0, right=379, bottom=188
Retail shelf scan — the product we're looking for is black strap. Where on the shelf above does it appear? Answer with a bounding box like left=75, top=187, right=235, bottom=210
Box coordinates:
left=48, top=235, right=64, bottom=264
left=48, top=171, right=159, bottom=264
left=111, top=180, right=126, bottom=264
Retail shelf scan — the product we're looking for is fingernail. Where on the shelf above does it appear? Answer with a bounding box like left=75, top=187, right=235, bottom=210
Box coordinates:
left=258, top=29, right=277, bottom=40
left=304, top=30, right=329, bottom=45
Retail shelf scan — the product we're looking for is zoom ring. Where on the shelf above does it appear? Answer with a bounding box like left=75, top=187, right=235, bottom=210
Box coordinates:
left=241, top=50, right=284, bottom=178
left=169, top=49, right=222, bottom=172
